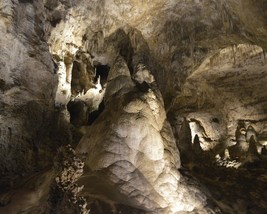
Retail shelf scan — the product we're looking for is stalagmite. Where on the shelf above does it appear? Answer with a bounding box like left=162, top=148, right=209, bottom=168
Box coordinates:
left=245, top=136, right=261, bottom=163
left=75, top=57, right=210, bottom=213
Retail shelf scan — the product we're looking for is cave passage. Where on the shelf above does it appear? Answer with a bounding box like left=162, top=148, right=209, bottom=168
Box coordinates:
left=67, top=60, right=109, bottom=127
left=94, top=64, right=110, bottom=86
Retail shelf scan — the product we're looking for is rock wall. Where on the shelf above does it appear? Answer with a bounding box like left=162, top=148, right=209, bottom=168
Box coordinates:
left=0, top=0, right=59, bottom=190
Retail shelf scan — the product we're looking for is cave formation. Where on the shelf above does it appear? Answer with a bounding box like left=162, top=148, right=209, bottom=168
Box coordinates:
left=1, top=0, right=267, bottom=213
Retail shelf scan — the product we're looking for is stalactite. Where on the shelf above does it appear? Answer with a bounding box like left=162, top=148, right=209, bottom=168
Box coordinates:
left=89, top=31, right=104, bottom=54
left=42, top=21, right=51, bottom=40
left=96, top=31, right=104, bottom=53
left=262, top=50, right=266, bottom=64
left=189, top=29, right=195, bottom=65
left=129, top=29, right=138, bottom=51
left=65, top=62, right=73, bottom=83
left=232, top=44, right=236, bottom=65
left=221, top=3, right=234, bottom=33
left=246, top=136, right=261, bottom=163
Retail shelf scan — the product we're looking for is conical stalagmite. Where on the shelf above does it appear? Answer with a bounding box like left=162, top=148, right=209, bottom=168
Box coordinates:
left=261, top=146, right=267, bottom=156
left=246, top=136, right=261, bottom=163
left=193, top=134, right=202, bottom=155
left=229, top=126, right=249, bottom=161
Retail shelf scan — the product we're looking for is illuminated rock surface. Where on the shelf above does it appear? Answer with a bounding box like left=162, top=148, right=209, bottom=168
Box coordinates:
left=0, top=0, right=267, bottom=213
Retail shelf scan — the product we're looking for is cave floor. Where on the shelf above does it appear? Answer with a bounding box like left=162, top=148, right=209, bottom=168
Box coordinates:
left=181, top=161, right=267, bottom=214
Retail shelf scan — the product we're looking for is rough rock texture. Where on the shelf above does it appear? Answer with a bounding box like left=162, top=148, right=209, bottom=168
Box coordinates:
left=1, top=0, right=267, bottom=213
left=0, top=0, right=59, bottom=191
left=173, top=44, right=267, bottom=149
left=75, top=57, right=212, bottom=213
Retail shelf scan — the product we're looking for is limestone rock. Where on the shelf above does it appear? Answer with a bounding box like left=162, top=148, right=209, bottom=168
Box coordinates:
left=76, top=57, right=210, bottom=213
left=1, top=0, right=267, bottom=213
left=0, top=0, right=60, bottom=189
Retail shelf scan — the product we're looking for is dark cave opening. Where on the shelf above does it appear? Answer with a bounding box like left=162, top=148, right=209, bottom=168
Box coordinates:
left=71, top=61, right=81, bottom=95
left=93, top=64, right=110, bottom=86
left=68, top=61, right=108, bottom=128
left=67, top=99, right=105, bottom=127
left=67, top=100, right=89, bottom=127
left=212, top=118, right=219, bottom=123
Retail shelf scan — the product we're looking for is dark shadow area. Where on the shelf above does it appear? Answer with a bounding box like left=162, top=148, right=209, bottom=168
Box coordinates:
left=188, top=162, right=267, bottom=213
left=212, top=118, right=219, bottom=123
left=173, top=117, right=267, bottom=213
left=93, top=64, right=110, bottom=86
left=88, top=201, right=146, bottom=214
left=104, top=28, right=134, bottom=74
left=134, top=81, right=150, bottom=93
left=71, top=61, right=82, bottom=94
left=88, top=100, right=105, bottom=125
left=67, top=99, right=105, bottom=128
left=177, top=118, right=192, bottom=165
left=67, top=100, right=89, bottom=127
